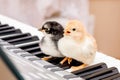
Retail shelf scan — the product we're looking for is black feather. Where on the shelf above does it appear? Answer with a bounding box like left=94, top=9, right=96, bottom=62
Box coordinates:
left=42, top=21, right=64, bottom=40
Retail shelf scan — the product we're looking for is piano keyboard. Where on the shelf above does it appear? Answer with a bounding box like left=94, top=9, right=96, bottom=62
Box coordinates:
left=0, top=14, right=120, bottom=80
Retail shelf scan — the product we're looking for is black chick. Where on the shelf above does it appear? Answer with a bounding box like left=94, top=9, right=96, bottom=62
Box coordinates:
left=39, top=21, right=64, bottom=60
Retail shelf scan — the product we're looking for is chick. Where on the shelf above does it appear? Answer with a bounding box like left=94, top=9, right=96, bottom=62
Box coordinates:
left=39, top=21, right=64, bottom=60
left=58, top=20, right=97, bottom=71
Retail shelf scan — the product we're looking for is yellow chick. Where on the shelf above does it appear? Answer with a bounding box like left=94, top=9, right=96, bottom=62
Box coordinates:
left=58, top=20, right=97, bottom=71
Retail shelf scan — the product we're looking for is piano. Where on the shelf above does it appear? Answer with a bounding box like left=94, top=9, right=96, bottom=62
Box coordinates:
left=0, top=14, right=120, bottom=80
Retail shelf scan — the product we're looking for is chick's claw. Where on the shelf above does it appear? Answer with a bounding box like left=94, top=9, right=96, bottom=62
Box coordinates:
left=70, top=64, right=88, bottom=72
left=60, top=57, right=72, bottom=65
left=60, top=57, right=68, bottom=65
left=41, top=56, right=52, bottom=61
left=68, top=58, right=72, bottom=64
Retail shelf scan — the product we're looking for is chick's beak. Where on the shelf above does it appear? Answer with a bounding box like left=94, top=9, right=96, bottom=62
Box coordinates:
left=66, top=31, right=71, bottom=33
left=39, top=28, right=45, bottom=32
left=64, top=30, right=71, bottom=36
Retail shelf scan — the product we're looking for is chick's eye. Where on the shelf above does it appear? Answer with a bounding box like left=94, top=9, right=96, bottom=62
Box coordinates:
left=72, top=28, right=76, bottom=31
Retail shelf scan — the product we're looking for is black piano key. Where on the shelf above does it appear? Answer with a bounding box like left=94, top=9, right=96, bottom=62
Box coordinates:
left=47, top=57, right=70, bottom=69
left=57, top=63, right=70, bottom=70
left=0, top=29, right=22, bottom=36
left=35, top=52, right=48, bottom=58
left=2, top=33, right=31, bottom=41
left=32, top=51, right=42, bottom=55
left=24, top=46, right=41, bottom=53
left=19, top=42, right=39, bottom=50
left=102, top=73, right=120, bottom=80
left=84, top=67, right=119, bottom=80
left=70, top=59, right=83, bottom=66
left=47, top=57, right=64, bottom=65
left=47, top=58, right=83, bottom=70
left=0, top=26, right=14, bottom=31
left=8, top=36, right=39, bottom=45
left=0, top=24, right=9, bottom=27
left=72, top=63, right=107, bottom=77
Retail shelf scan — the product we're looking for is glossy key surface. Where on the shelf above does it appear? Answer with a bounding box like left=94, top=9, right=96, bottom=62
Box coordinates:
left=72, top=63, right=107, bottom=77
left=0, top=29, right=22, bottom=36
left=84, top=67, right=119, bottom=80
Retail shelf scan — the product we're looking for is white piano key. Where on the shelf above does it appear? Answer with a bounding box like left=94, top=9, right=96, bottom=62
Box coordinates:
left=2, top=45, right=23, bottom=52
left=0, top=44, right=17, bottom=49
left=6, top=51, right=45, bottom=73
left=47, top=67, right=63, bottom=72
left=37, top=73, right=50, bottom=79
left=33, top=60, right=56, bottom=68
left=0, top=41, right=10, bottom=45
left=55, top=71, right=77, bottom=79
left=68, top=77, right=84, bottom=80
left=46, top=73, right=59, bottom=80
left=28, top=72, right=41, bottom=79
left=0, top=14, right=44, bottom=40
left=17, top=52, right=33, bottom=56
left=9, top=48, right=24, bottom=52
left=20, top=53, right=33, bottom=57
left=23, top=74, right=33, bottom=80
left=1, top=44, right=14, bottom=48
left=12, top=59, right=26, bottom=66
left=5, top=46, right=19, bottom=49
left=65, top=69, right=72, bottom=73
left=24, top=56, right=40, bottom=60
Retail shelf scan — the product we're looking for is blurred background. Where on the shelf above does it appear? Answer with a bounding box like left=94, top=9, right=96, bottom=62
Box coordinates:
left=0, top=0, right=120, bottom=60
